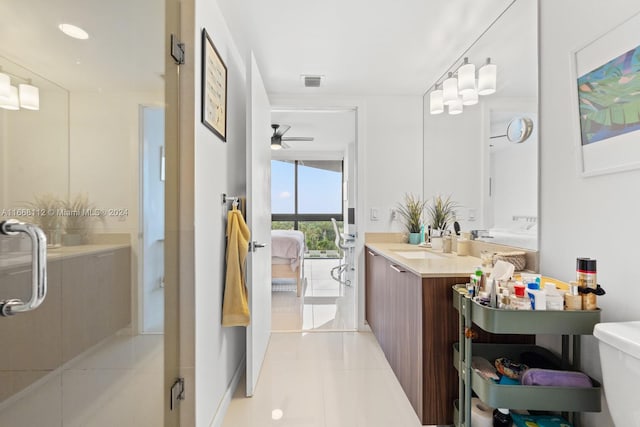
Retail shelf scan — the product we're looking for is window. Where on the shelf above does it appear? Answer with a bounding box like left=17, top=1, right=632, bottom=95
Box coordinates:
left=271, top=160, right=343, bottom=253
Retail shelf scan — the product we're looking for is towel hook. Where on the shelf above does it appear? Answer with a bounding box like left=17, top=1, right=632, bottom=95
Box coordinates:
left=222, top=193, right=241, bottom=210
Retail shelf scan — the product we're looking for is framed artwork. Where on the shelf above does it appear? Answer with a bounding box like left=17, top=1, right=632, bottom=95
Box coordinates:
left=571, top=11, right=640, bottom=176
left=201, top=28, right=227, bottom=141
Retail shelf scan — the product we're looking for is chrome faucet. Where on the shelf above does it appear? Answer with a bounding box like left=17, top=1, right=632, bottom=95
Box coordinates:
left=470, top=230, right=492, bottom=240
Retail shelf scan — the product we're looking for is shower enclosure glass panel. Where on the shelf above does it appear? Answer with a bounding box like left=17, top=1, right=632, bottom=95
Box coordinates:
left=0, top=0, right=166, bottom=424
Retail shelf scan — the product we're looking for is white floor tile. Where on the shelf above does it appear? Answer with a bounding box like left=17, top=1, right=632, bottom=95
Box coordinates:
left=0, top=334, right=163, bottom=427
left=272, top=259, right=356, bottom=332
left=223, top=332, right=421, bottom=427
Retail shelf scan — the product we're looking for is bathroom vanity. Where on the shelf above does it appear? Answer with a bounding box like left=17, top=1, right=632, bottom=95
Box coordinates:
left=0, top=244, right=131, bottom=401
left=365, top=241, right=532, bottom=425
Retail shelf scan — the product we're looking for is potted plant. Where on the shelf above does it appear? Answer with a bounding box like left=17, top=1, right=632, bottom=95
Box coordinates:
left=396, top=193, right=427, bottom=244
left=25, top=193, right=64, bottom=247
left=63, top=193, right=101, bottom=245
left=426, top=194, right=458, bottom=235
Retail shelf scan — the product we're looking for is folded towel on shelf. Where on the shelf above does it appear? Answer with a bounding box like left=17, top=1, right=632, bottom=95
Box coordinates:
left=520, top=368, right=592, bottom=388
left=222, top=207, right=251, bottom=327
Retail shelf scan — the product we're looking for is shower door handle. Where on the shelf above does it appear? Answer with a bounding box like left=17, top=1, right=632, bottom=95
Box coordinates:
left=0, top=220, right=47, bottom=317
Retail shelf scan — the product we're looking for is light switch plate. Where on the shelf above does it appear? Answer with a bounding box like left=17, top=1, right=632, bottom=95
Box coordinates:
left=370, top=208, right=379, bottom=221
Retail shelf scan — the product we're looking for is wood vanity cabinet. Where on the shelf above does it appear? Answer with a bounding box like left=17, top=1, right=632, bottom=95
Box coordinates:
left=62, top=246, right=131, bottom=362
left=0, top=246, right=131, bottom=400
left=365, top=245, right=531, bottom=425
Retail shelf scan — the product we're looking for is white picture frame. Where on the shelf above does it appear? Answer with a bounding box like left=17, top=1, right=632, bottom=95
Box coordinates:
left=570, top=11, right=640, bottom=177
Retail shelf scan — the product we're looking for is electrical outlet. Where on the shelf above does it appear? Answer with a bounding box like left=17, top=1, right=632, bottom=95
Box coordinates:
left=370, top=208, right=379, bottom=221
left=468, top=208, right=476, bottom=221
left=390, top=208, right=397, bottom=220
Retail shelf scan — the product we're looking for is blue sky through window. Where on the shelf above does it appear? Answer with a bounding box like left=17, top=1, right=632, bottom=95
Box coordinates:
left=271, top=160, right=342, bottom=214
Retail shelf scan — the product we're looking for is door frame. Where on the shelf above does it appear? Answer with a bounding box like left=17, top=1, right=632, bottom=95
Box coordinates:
left=269, top=99, right=364, bottom=330
left=138, top=104, right=166, bottom=334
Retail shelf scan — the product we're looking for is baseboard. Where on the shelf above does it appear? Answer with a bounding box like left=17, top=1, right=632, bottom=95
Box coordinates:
left=209, top=354, right=246, bottom=427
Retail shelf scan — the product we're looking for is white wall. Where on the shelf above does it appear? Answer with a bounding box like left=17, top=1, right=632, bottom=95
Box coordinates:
left=1, top=86, right=69, bottom=211
left=193, top=0, right=248, bottom=425
left=489, top=113, right=538, bottom=229
left=423, top=96, right=483, bottom=232
left=539, top=1, right=640, bottom=425
left=70, top=91, right=161, bottom=234
left=364, top=96, right=423, bottom=233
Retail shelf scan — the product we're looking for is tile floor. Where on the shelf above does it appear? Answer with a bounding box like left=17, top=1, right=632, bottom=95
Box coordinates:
left=272, top=258, right=357, bottom=331
left=0, top=331, right=163, bottom=427
left=222, top=331, right=422, bottom=427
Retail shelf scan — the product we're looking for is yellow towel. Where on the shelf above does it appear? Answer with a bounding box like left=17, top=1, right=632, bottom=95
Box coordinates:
left=222, top=207, right=251, bottom=327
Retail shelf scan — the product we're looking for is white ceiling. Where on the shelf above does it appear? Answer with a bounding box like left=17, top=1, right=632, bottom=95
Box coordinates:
left=271, top=109, right=356, bottom=156
left=217, top=0, right=515, bottom=96
left=219, top=0, right=537, bottom=155
left=0, top=0, right=164, bottom=92
left=0, top=0, right=536, bottom=156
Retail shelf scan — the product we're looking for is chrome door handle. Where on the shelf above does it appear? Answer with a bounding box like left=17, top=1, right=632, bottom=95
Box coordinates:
left=249, top=241, right=267, bottom=252
left=0, top=220, right=47, bottom=317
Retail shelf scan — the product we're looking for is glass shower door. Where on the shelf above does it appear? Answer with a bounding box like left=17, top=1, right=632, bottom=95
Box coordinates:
left=0, top=0, right=168, bottom=425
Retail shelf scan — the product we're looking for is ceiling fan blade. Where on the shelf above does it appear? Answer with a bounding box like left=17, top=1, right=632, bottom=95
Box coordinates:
left=282, top=137, right=314, bottom=142
left=282, top=141, right=291, bottom=149
left=275, top=124, right=290, bottom=136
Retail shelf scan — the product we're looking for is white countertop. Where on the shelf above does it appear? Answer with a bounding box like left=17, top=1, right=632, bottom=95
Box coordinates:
left=366, top=242, right=484, bottom=278
left=0, top=244, right=130, bottom=270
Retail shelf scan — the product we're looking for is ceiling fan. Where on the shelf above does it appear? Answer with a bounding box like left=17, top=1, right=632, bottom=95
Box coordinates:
left=270, top=124, right=314, bottom=150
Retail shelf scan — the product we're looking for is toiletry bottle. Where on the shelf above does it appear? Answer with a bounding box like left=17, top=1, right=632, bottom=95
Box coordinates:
left=475, top=266, right=485, bottom=292
left=511, top=282, right=531, bottom=310
left=527, top=284, right=546, bottom=310
left=577, top=258, right=597, bottom=289
left=544, top=282, right=563, bottom=311
left=500, top=289, right=510, bottom=309
left=565, top=281, right=582, bottom=310
left=493, top=408, right=512, bottom=427
left=420, top=224, right=425, bottom=244
left=488, top=278, right=498, bottom=308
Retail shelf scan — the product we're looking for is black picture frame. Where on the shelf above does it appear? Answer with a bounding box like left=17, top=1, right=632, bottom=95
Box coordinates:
left=201, top=28, right=227, bottom=141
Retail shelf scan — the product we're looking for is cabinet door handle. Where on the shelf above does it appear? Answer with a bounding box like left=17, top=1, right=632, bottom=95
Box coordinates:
left=390, top=264, right=406, bottom=273
left=367, top=250, right=378, bottom=256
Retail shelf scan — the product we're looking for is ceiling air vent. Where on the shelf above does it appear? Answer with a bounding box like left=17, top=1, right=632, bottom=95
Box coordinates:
left=302, top=75, right=323, bottom=88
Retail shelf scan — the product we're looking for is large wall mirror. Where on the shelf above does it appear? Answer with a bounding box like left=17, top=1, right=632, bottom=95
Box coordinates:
left=422, top=0, right=538, bottom=250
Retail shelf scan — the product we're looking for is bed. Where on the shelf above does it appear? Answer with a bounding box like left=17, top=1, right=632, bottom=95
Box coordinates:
left=271, top=230, right=305, bottom=297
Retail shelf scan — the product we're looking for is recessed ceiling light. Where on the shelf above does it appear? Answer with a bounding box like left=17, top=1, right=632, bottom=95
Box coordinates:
left=59, top=23, right=89, bottom=40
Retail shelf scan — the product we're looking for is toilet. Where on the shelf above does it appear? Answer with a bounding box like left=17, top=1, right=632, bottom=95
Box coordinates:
left=593, top=321, right=640, bottom=426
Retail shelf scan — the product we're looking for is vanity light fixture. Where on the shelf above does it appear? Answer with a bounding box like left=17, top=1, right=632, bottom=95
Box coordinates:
left=58, top=23, right=90, bottom=40
left=448, top=97, right=463, bottom=115
left=429, top=83, right=444, bottom=114
left=19, top=83, right=39, bottom=110
left=457, top=57, right=476, bottom=96
left=0, top=72, right=10, bottom=99
left=0, top=68, right=41, bottom=111
left=0, top=86, right=20, bottom=110
left=478, top=57, right=497, bottom=95
left=442, top=72, right=459, bottom=106
left=462, top=88, right=478, bottom=106
left=427, top=57, right=497, bottom=115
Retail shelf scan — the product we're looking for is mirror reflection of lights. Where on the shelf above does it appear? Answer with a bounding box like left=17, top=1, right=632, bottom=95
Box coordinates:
left=271, top=409, right=284, bottom=420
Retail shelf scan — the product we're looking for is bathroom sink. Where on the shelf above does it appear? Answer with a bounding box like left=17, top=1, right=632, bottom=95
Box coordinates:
left=393, top=250, right=445, bottom=260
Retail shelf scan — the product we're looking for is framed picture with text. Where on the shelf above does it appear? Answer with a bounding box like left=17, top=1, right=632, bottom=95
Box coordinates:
left=201, top=28, right=227, bottom=141
left=571, top=11, right=640, bottom=176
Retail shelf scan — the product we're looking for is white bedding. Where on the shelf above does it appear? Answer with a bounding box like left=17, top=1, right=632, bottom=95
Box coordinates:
left=271, top=230, right=305, bottom=270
